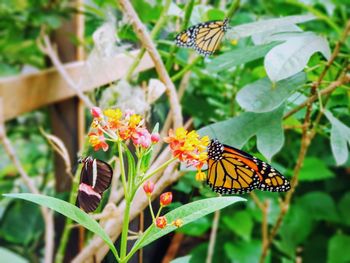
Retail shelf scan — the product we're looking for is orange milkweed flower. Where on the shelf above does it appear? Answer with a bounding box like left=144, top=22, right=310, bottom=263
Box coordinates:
left=164, top=127, right=209, bottom=181
left=88, top=130, right=109, bottom=151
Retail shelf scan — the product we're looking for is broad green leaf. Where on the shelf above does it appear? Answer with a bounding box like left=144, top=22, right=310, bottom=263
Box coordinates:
left=198, top=106, right=284, bottom=160
left=279, top=205, right=314, bottom=250
left=297, top=192, right=338, bottom=222
left=328, top=234, right=350, bottom=263
left=3, top=193, right=118, bottom=259
left=171, top=255, right=192, bottom=263
left=135, top=196, right=245, bottom=248
left=223, top=210, right=253, bottom=241
left=224, top=240, right=269, bottom=263
left=0, top=200, right=43, bottom=245
left=299, top=157, right=335, bottom=181
left=338, top=192, right=350, bottom=226
left=206, top=42, right=280, bottom=73
left=226, top=14, right=315, bottom=39
left=264, top=33, right=331, bottom=81
left=325, top=111, right=350, bottom=165
left=252, top=24, right=302, bottom=45
left=0, top=247, right=28, bottom=263
left=236, top=72, right=306, bottom=113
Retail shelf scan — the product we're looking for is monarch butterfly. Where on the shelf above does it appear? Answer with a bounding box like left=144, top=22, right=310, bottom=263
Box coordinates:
left=175, top=18, right=229, bottom=56
left=207, top=139, right=291, bottom=194
left=77, top=156, right=113, bottom=212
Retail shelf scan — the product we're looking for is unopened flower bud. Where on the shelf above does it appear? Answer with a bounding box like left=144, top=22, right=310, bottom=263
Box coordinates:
left=156, top=216, right=167, bottom=229
left=151, top=132, right=160, bottom=143
left=172, top=219, right=183, bottom=228
left=160, top=192, right=173, bottom=207
left=91, top=107, right=103, bottom=118
left=143, top=181, right=154, bottom=196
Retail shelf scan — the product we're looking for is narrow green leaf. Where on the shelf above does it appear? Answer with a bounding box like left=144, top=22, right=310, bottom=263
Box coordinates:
left=3, top=193, right=119, bottom=259
left=236, top=72, right=306, bottom=113
left=206, top=42, right=280, bottom=72
left=125, top=146, right=136, bottom=179
left=198, top=106, right=284, bottom=160
left=325, top=111, right=350, bottom=165
left=135, top=197, right=245, bottom=248
left=328, top=234, right=350, bottom=263
left=0, top=247, right=28, bottom=263
left=299, top=157, right=335, bottom=181
left=170, top=255, right=192, bottom=263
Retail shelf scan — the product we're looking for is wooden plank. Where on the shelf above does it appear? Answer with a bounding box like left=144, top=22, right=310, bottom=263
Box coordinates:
left=0, top=50, right=154, bottom=121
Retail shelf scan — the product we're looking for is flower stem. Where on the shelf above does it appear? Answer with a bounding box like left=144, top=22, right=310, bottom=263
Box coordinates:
left=148, top=197, right=156, bottom=221
left=138, top=157, right=177, bottom=188
left=118, top=141, right=128, bottom=200
left=120, top=198, right=132, bottom=261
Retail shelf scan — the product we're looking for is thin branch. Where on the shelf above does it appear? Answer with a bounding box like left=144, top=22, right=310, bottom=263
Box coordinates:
left=260, top=21, right=350, bottom=262
left=39, top=34, right=94, bottom=108
left=206, top=210, right=220, bottom=263
left=0, top=100, right=54, bottom=263
left=119, top=0, right=183, bottom=128
left=126, top=0, right=172, bottom=81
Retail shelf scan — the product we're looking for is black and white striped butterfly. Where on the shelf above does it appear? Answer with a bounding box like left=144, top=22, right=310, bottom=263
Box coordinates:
left=76, top=157, right=113, bottom=213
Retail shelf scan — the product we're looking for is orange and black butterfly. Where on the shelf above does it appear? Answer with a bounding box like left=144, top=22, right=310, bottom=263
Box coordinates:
left=77, top=156, right=113, bottom=212
left=207, top=139, right=290, bottom=194
left=175, top=19, right=229, bottom=56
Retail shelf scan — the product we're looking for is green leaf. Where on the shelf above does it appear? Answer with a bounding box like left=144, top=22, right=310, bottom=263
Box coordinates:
left=223, top=211, right=253, bottom=241
left=3, top=193, right=119, bottom=259
left=171, top=255, right=192, bottom=263
left=227, top=14, right=315, bottom=40
left=325, top=111, right=350, bottom=166
left=0, top=247, right=28, bottom=263
left=198, top=106, right=284, bottom=160
left=297, top=192, right=339, bottom=222
left=328, top=234, right=350, bottom=263
left=206, top=42, right=280, bottom=73
left=265, top=33, right=330, bottom=81
left=299, top=157, right=335, bottom=181
left=338, top=192, right=350, bottom=226
left=125, top=146, right=136, bottom=179
left=225, top=240, right=269, bottom=263
left=135, top=196, right=245, bottom=248
left=178, top=216, right=211, bottom=237
left=0, top=200, right=43, bottom=245
left=236, top=72, right=306, bottom=113
left=279, top=205, right=314, bottom=252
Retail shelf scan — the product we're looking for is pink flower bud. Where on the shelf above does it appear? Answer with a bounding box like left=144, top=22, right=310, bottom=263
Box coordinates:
left=143, top=181, right=154, bottom=196
left=151, top=132, right=160, bottom=143
left=91, top=107, right=103, bottom=118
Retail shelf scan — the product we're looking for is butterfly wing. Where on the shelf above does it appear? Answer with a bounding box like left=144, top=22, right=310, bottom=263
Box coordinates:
left=77, top=157, right=113, bottom=213
left=224, top=144, right=291, bottom=192
left=207, top=139, right=291, bottom=194
left=175, top=19, right=228, bottom=56
left=207, top=155, right=261, bottom=194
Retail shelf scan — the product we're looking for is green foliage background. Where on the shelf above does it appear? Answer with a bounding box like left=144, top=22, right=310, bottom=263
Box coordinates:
left=0, top=0, right=350, bottom=262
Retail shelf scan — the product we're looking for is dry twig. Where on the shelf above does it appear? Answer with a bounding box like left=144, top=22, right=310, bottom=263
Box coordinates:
left=0, top=100, right=55, bottom=263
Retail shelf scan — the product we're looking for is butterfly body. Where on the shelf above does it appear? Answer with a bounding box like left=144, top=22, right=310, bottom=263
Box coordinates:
left=175, top=19, right=229, bottom=56
left=77, top=156, right=113, bottom=212
left=207, top=139, right=290, bottom=194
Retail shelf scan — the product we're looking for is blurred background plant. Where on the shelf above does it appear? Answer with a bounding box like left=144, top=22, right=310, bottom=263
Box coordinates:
left=0, top=0, right=349, bottom=262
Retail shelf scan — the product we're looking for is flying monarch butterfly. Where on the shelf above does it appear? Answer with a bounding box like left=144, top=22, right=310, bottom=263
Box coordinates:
left=207, top=139, right=291, bottom=194
left=175, top=18, right=229, bottom=56
left=76, top=156, right=113, bottom=212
